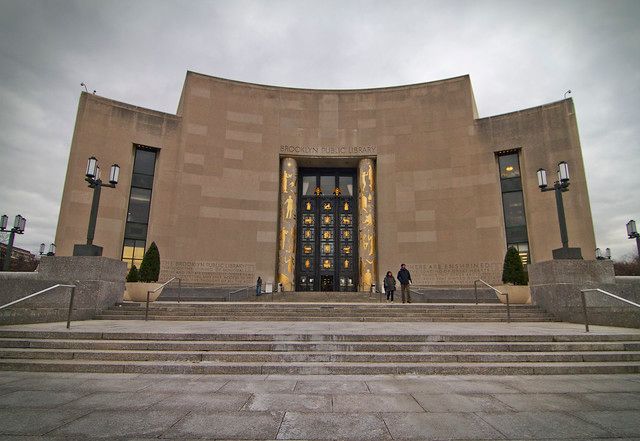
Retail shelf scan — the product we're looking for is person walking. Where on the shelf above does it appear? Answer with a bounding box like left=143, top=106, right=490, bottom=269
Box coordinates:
left=256, top=276, right=262, bottom=296
left=397, top=263, right=412, bottom=303
left=383, top=271, right=396, bottom=302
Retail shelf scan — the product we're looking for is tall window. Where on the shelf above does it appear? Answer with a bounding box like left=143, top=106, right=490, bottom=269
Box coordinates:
left=122, top=146, right=157, bottom=268
left=497, top=152, right=530, bottom=265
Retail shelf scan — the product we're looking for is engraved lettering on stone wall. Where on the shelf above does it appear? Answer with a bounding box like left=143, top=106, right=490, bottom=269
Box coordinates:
left=161, top=261, right=256, bottom=286
left=279, top=145, right=377, bottom=156
left=406, top=262, right=502, bottom=285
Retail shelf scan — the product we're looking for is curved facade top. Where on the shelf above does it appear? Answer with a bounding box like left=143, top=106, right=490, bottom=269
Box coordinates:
left=55, top=71, right=595, bottom=289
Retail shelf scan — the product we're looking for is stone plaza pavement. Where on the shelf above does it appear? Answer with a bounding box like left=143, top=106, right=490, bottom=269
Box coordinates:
left=1, top=320, right=639, bottom=439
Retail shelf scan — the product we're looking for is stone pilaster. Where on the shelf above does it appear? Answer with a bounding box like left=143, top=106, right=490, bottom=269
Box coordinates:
left=358, top=158, right=376, bottom=291
left=277, top=158, right=298, bottom=291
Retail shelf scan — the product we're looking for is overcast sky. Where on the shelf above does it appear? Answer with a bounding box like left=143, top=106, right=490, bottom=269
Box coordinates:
left=0, top=0, right=639, bottom=261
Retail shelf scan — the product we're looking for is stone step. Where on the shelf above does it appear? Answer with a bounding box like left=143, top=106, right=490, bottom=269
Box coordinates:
left=4, top=330, right=638, bottom=342
left=96, top=314, right=554, bottom=322
left=1, top=358, right=639, bottom=375
left=2, top=337, right=638, bottom=352
left=2, top=347, right=639, bottom=363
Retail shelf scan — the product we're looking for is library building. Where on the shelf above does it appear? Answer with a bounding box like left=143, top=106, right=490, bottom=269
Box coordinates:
left=54, top=71, right=596, bottom=292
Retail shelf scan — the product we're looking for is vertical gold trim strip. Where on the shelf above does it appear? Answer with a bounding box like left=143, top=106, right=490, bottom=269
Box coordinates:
left=358, top=158, right=376, bottom=291
left=277, top=158, right=298, bottom=290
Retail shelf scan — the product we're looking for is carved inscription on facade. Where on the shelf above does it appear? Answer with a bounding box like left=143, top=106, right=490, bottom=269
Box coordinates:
left=407, top=262, right=502, bottom=285
left=161, top=260, right=255, bottom=286
left=280, top=145, right=377, bottom=156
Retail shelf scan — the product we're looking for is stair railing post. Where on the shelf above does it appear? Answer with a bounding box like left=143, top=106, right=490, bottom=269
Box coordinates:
left=66, top=284, right=77, bottom=329
left=504, top=292, right=511, bottom=323
left=474, top=280, right=478, bottom=304
left=580, top=290, right=590, bottom=332
left=145, top=290, right=151, bottom=321
left=177, top=278, right=182, bottom=304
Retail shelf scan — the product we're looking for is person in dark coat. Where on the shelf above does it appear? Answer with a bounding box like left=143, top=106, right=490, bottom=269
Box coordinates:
left=397, top=263, right=412, bottom=303
left=256, top=276, right=262, bottom=296
left=383, top=271, right=396, bottom=302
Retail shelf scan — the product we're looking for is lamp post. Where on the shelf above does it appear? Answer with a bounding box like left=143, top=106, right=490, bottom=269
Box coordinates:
left=627, top=220, right=640, bottom=258
left=0, top=214, right=27, bottom=271
left=72, top=156, right=120, bottom=256
left=537, top=161, right=583, bottom=259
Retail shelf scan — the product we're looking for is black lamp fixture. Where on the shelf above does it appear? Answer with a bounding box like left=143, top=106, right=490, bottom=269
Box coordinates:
left=39, top=243, right=56, bottom=256
left=73, top=156, right=120, bottom=257
left=595, top=247, right=611, bottom=260
left=1, top=214, right=27, bottom=271
left=537, top=161, right=583, bottom=259
left=627, top=220, right=640, bottom=258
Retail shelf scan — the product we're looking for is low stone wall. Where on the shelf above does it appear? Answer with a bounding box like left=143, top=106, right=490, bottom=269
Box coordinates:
left=529, top=260, right=640, bottom=329
left=0, top=256, right=127, bottom=325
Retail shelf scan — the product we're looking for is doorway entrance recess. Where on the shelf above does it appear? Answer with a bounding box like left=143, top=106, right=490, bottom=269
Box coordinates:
left=296, top=169, right=358, bottom=291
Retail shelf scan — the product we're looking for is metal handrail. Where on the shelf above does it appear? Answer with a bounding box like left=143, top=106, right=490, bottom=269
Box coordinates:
left=0, top=283, right=78, bottom=329
left=474, top=279, right=510, bottom=323
left=145, top=277, right=181, bottom=321
left=579, top=288, right=640, bottom=332
left=227, top=285, right=253, bottom=302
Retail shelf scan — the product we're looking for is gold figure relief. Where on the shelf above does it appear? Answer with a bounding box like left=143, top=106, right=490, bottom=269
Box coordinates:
left=280, top=227, right=288, bottom=250
left=344, top=201, right=349, bottom=211
left=303, top=245, right=312, bottom=254
left=323, top=230, right=332, bottom=240
left=304, top=229, right=311, bottom=239
left=282, top=170, right=292, bottom=193
left=323, top=244, right=331, bottom=253
left=343, top=230, right=350, bottom=239
left=304, top=259, right=311, bottom=269
left=304, top=216, right=313, bottom=225
left=363, top=269, right=372, bottom=287
left=287, top=255, right=294, bottom=274
left=367, top=163, right=374, bottom=192
left=333, top=187, right=341, bottom=196
left=323, top=259, right=332, bottom=269
left=323, top=202, right=332, bottom=211
left=342, top=216, right=351, bottom=225
left=305, top=201, right=312, bottom=211
left=285, top=195, right=295, bottom=219
left=343, top=245, right=351, bottom=254
left=360, top=194, right=368, bottom=212
left=360, top=169, right=367, bottom=191
left=363, top=213, right=373, bottom=226
left=314, top=186, right=322, bottom=196
left=323, top=215, right=332, bottom=225
left=344, top=259, right=350, bottom=269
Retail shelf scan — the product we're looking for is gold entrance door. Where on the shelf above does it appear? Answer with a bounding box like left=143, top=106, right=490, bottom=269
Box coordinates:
left=296, top=170, right=357, bottom=292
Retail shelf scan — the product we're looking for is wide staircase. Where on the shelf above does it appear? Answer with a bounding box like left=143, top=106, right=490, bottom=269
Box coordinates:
left=97, top=301, right=554, bottom=322
left=1, top=327, right=639, bottom=374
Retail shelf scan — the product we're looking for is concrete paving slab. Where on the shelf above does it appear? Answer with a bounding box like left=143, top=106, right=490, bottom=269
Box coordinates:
left=366, top=378, right=453, bottom=394
left=0, top=408, right=89, bottom=436
left=492, top=392, right=604, bottom=411
left=49, top=409, right=188, bottom=438
left=0, top=390, right=88, bottom=408
left=244, top=393, right=331, bottom=411
left=153, top=392, right=250, bottom=411
left=383, top=412, right=504, bottom=439
left=476, top=411, right=614, bottom=439
left=578, top=392, right=640, bottom=410
left=142, top=377, right=228, bottom=393
left=439, top=377, right=524, bottom=394
left=500, top=375, right=601, bottom=393
left=61, top=391, right=172, bottom=410
left=577, top=410, right=640, bottom=437
left=412, top=392, right=513, bottom=412
left=574, top=376, right=640, bottom=392
left=294, top=380, right=370, bottom=393
left=332, top=393, right=423, bottom=412
left=277, top=412, right=390, bottom=440
left=162, top=411, right=283, bottom=439
left=219, top=379, right=297, bottom=393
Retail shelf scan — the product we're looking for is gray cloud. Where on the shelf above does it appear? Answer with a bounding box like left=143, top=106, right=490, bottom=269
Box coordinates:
left=0, top=0, right=639, bottom=259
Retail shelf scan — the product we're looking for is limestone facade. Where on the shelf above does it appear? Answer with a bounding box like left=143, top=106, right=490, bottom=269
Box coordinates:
left=54, top=71, right=596, bottom=288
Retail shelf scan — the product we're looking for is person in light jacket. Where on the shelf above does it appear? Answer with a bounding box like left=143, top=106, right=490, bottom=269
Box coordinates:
left=397, top=263, right=412, bottom=303
left=256, top=276, right=262, bottom=296
left=383, top=271, right=396, bottom=302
